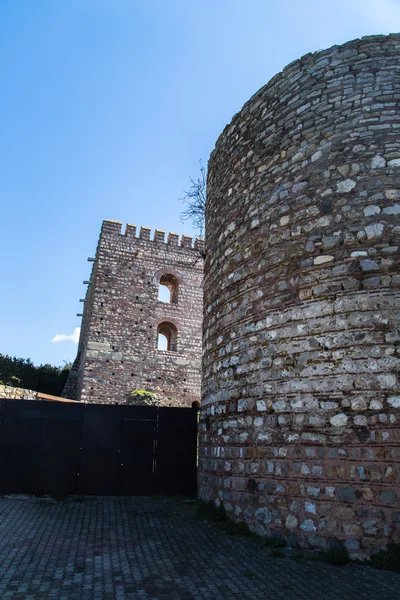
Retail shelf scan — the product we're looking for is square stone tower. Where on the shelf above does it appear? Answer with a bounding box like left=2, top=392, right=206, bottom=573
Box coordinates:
left=64, top=220, right=204, bottom=406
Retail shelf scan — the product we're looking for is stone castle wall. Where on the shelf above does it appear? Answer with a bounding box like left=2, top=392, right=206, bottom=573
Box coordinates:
left=64, top=220, right=204, bottom=406
left=0, top=384, right=37, bottom=400
left=0, top=385, right=78, bottom=403
left=199, top=34, right=400, bottom=558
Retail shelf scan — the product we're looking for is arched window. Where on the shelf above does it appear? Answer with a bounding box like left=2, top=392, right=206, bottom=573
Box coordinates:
left=158, top=274, right=179, bottom=304
left=157, top=322, right=178, bottom=351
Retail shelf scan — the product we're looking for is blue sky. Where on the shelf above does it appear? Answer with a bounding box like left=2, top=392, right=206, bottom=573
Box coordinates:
left=1, top=0, right=399, bottom=367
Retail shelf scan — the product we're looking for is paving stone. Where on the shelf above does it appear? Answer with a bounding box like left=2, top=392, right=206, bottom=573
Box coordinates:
left=0, top=496, right=398, bottom=599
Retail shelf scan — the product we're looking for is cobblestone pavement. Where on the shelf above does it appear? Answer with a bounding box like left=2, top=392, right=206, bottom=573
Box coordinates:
left=0, top=496, right=399, bottom=600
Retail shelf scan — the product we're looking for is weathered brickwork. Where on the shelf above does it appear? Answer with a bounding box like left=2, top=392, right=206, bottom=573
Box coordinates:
left=64, top=220, right=204, bottom=406
left=199, top=35, right=400, bottom=558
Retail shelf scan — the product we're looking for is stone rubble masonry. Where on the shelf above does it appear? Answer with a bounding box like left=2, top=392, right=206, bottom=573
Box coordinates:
left=0, top=385, right=78, bottom=403
left=199, top=34, right=400, bottom=559
left=0, top=384, right=37, bottom=400
left=63, top=220, right=204, bottom=406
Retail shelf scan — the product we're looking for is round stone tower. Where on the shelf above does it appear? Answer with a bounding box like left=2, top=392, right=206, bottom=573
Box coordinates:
left=199, top=35, right=400, bottom=558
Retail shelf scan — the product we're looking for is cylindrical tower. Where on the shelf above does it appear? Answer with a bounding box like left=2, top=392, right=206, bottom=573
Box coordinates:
left=199, top=35, right=400, bottom=558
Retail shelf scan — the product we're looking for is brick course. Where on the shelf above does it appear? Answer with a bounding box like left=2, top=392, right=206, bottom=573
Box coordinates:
left=199, top=34, right=400, bottom=558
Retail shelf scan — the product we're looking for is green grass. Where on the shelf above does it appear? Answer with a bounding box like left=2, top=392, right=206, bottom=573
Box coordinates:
left=294, top=551, right=324, bottom=563
left=265, top=537, right=286, bottom=548
left=195, top=501, right=252, bottom=536
left=324, top=548, right=349, bottom=566
left=294, top=548, right=349, bottom=567
left=369, top=544, right=400, bottom=573
left=168, top=494, right=186, bottom=502
left=68, top=495, right=86, bottom=503
left=182, top=499, right=399, bottom=574
left=243, top=569, right=257, bottom=578
left=270, top=549, right=285, bottom=558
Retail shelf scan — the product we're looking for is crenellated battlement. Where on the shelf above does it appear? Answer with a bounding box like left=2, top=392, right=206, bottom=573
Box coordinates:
left=101, top=219, right=204, bottom=251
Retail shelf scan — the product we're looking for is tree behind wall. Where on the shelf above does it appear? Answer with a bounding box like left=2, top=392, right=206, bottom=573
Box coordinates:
left=0, top=354, right=70, bottom=396
left=180, top=160, right=206, bottom=239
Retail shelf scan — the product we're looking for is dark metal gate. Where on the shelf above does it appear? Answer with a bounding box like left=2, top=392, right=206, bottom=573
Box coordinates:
left=0, top=399, right=197, bottom=497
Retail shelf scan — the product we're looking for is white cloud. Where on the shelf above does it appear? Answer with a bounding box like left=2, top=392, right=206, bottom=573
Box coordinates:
left=353, top=0, right=400, bottom=32
left=52, top=327, right=80, bottom=344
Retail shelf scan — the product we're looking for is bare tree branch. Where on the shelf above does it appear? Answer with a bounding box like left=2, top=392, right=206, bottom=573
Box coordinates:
left=180, top=160, right=206, bottom=239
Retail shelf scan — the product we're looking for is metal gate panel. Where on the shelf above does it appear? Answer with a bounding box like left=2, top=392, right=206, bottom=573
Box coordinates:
left=119, top=405, right=157, bottom=495
left=0, top=400, right=82, bottom=496
left=0, top=446, right=39, bottom=494
left=155, top=407, right=198, bottom=497
left=77, top=404, right=121, bottom=495
left=120, top=418, right=156, bottom=495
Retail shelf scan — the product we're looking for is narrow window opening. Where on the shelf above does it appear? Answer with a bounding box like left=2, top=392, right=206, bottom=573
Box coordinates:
left=157, top=322, right=178, bottom=351
left=158, top=274, right=179, bottom=303
left=157, top=332, right=168, bottom=351
left=158, top=285, right=170, bottom=303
